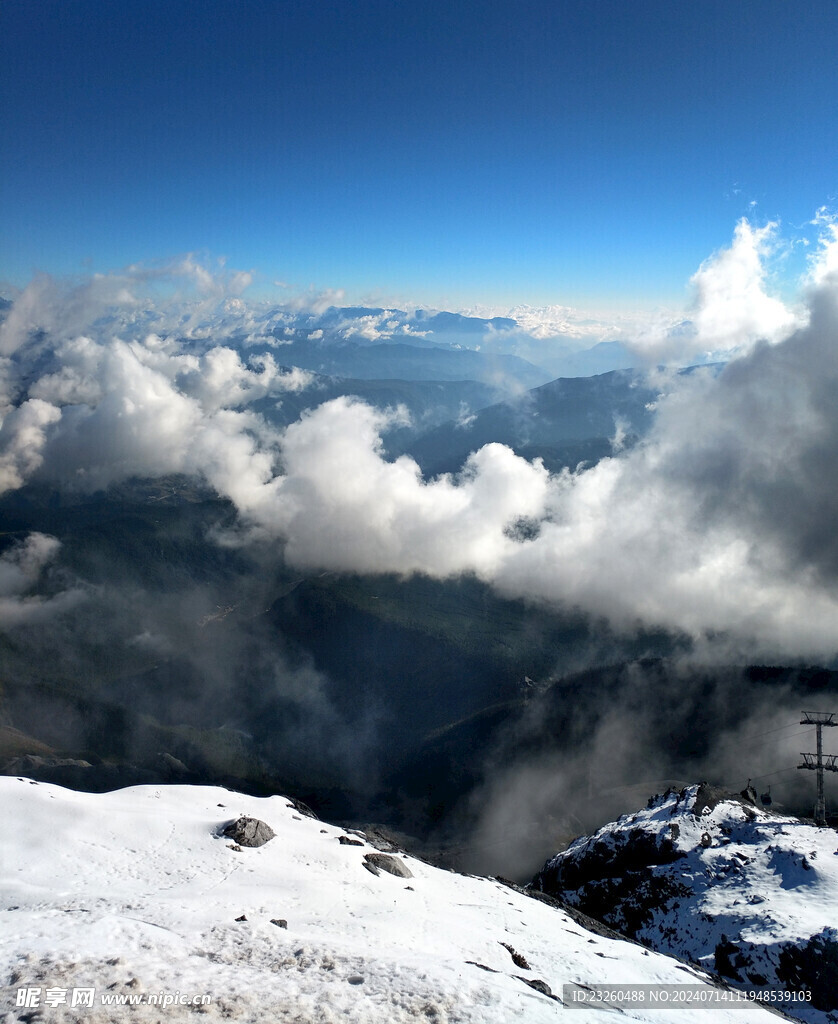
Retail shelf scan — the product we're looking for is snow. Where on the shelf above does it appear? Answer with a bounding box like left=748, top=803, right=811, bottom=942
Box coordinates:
left=538, top=785, right=838, bottom=1023
left=0, top=778, right=782, bottom=1023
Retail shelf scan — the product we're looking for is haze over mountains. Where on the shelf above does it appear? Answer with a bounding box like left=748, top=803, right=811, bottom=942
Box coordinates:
left=1, top=218, right=838, bottom=881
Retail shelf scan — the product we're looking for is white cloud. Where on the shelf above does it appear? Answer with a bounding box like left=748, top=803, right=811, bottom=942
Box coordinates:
left=0, top=533, right=83, bottom=626
left=0, top=533, right=61, bottom=597
left=0, top=399, right=62, bottom=493
left=689, top=219, right=799, bottom=350
left=271, top=397, right=550, bottom=576
left=0, top=261, right=313, bottom=502
left=179, top=346, right=312, bottom=412
left=24, top=337, right=295, bottom=510
left=3, top=225, right=838, bottom=658
left=807, top=208, right=838, bottom=287
left=256, top=273, right=838, bottom=659
left=285, top=287, right=346, bottom=315
left=340, top=314, right=390, bottom=342
left=626, top=219, right=802, bottom=366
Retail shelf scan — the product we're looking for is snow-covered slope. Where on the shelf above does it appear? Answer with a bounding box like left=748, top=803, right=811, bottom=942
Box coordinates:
left=533, top=784, right=838, bottom=1023
left=0, top=778, right=781, bottom=1024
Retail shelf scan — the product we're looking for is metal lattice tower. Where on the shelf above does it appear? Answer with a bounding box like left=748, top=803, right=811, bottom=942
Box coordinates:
left=798, top=711, right=838, bottom=826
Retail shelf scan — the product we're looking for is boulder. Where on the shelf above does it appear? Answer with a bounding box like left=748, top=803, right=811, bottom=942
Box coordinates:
left=220, top=816, right=275, bottom=848
left=362, top=853, right=412, bottom=878
left=338, top=835, right=364, bottom=846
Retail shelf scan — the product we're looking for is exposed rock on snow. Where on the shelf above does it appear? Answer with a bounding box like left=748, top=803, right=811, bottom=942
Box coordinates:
left=285, top=797, right=318, bottom=820
left=337, top=835, right=364, bottom=846
left=500, top=942, right=530, bottom=969
left=362, top=852, right=413, bottom=878
left=532, top=782, right=838, bottom=1023
left=220, top=815, right=276, bottom=848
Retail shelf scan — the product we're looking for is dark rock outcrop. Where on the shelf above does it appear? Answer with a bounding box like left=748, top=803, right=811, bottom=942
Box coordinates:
left=220, top=816, right=276, bottom=848
left=285, top=797, right=318, bottom=820
left=362, top=853, right=413, bottom=878
left=776, top=929, right=838, bottom=1014
left=532, top=819, right=688, bottom=936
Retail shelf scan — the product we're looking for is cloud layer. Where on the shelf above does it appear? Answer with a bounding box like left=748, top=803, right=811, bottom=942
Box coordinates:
left=0, top=533, right=82, bottom=625
left=2, top=224, right=838, bottom=661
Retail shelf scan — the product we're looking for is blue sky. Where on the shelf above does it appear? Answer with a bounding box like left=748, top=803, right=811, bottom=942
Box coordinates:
left=2, top=0, right=836, bottom=310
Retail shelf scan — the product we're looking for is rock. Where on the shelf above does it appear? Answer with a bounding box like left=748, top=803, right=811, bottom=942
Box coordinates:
left=740, top=784, right=758, bottom=806
left=691, top=782, right=746, bottom=816
left=352, top=824, right=413, bottom=854
left=362, top=853, right=412, bottom=878
left=515, top=977, right=557, bottom=1000
left=285, top=797, right=318, bottom=820
left=776, top=928, right=838, bottom=1012
left=715, top=934, right=741, bottom=978
left=500, top=942, right=530, bottom=970
left=271, top=919, right=287, bottom=929
left=235, top=914, right=247, bottom=922
left=220, top=816, right=275, bottom=848
left=338, top=836, right=364, bottom=846
left=465, top=961, right=498, bottom=973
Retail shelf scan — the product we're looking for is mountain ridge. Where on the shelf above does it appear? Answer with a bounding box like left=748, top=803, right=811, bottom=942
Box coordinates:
left=532, top=783, right=838, bottom=1022
left=0, top=777, right=787, bottom=1023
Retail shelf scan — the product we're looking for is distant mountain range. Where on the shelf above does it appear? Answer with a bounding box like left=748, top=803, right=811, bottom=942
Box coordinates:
left=405, top=367, right=658, bottom=475
left=1, top=352, right=827, bottom=872
left=249, top=373, right=509, bottom=448
left=264, top=339, right=551, bottom=388
left=0, top=320, right=834, bottom=895
left=243, top=364, right=659, bottom=473
left=256, top=304, right=641, bottom=385
left=0, top=293, right=648, bottom=382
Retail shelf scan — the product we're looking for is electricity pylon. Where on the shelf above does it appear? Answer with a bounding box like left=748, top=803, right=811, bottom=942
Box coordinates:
left=798, top=711, right=838, bottom=826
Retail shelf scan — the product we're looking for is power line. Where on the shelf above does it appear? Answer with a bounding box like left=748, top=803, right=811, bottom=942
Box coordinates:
left=737, top=722, right=805, bottom=742
left=748, top=765, right=799, bottom=782
left=736, top=727, right=814, bottom=747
